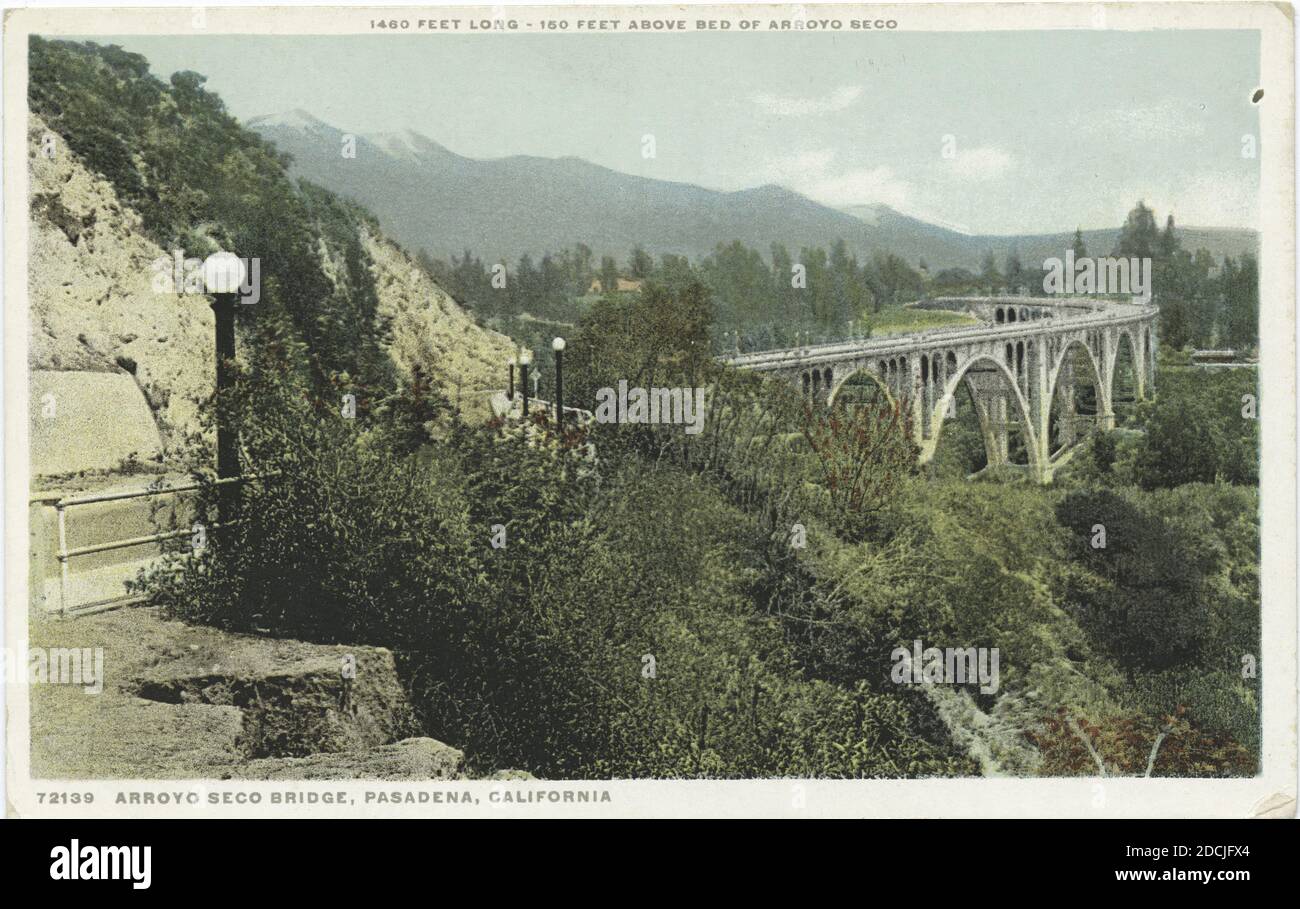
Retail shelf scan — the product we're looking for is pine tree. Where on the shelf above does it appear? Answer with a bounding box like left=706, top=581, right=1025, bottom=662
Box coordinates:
left=1115, top=201, right=1160, bottom=259
left=599, top=256, right=619, bottom=293
left=1158, top=214, right=1180, bottom=260
left=629, top=246, right=654, bottom=280
left=980, top=250, right=1002, bottom=294
left=1004, top=248, right=1024, bottom=294
left=1223, top=253, right=1259, bottom=349
left=1071, top=228, right=1088, bottom=260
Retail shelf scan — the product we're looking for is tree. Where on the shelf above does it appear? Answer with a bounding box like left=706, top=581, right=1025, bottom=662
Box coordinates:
left=629, top=245, right=655, bottom=280
left=1055, top=489, right=1214, bottom=675
left=1222, top=253, right=1259, bottom=349
left=1115, top=201, right=1160, bottom=260
left=1133, top=392, right=1219, bottom=488
left=979, top=251, right=1001, bottom=294
left=1158, top=214, right=1180, bottom=260
left=1003, top=248, right=1024, bottom=294
left=1071, top=228, right=1088, bottom=261
left=864, top=251, right=921, bottom=311
left=513, top=253, right=541, bottom=315
left=800, top=398, right=917, bottom=538
left=599, top=255, right=619, bottom=293
left=567, top=279, right=715, bottom=409
left=770, top=242, right=797, bottom=322
left=1130, top=370, right=1258, bottom=489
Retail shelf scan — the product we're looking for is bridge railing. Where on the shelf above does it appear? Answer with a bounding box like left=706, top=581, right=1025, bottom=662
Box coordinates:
left=723, top=298, right=1156, bottom=368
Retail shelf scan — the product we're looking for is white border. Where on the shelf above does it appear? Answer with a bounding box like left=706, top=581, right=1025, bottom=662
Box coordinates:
left=2, top=2, right=1295, bottom=818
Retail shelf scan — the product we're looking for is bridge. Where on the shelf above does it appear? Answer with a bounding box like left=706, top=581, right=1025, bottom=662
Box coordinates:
left=722, top=296, right=1158, bottom=483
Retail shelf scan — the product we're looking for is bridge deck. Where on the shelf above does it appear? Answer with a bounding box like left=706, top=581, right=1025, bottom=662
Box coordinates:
left=723, top=296, right=1153, bottom=369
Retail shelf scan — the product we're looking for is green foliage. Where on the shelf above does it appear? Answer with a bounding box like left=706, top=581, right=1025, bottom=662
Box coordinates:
left=565, top=279, right=714, bottom=410
left=1131, top=369, right=1259, bottom=488
left=1055, top=487, right=1214, bottom=673
left=71, top=36, right=1259, bottom=779
left=1115, top=200, right=1160, bottom=260
left=141, top=319, right=968, bottom=778
left=801, top=399, right=917, bottom=537
left=30, top=37, right=395, bottom=393
left=425, top=235, right=933, bottom=353
left=1107, top=204, right=1261, bottom=351
left=925, top=384, right=988, bottom=479
left=1035, top=477, right=1259, bottom=774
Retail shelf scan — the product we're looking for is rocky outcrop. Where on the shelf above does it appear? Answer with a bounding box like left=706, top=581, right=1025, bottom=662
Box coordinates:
left=364, top=228, right=516, bottom=419
left=234, top=737, right=465, bottom=781
left=27, top=114, right=518, bottom=469
left=28, top=608, right=467, bottom=781
left=28, top=114, right=214, bottom=450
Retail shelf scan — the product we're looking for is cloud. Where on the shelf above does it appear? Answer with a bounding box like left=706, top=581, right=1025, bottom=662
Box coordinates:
left=807, top=165, right=913, bottom=210
left=947, top=145, right=1014, bottom=181
left=754, top=148, right=839, bottom=184
left=751, top=149, right=913, bottom=211
left=751, top=85, right=863, bottom=117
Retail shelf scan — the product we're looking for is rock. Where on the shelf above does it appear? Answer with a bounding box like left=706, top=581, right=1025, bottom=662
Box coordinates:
left=28, top=114, right=214, bottom=453
left=28, top=113, right=517, bottom=471
left=234, top=737, right=465, bottom=780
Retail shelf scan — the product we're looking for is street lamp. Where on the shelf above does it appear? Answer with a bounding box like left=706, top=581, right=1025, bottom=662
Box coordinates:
left=202, top=251, right=245, bottom=522
left=519, top=348, right=533, bottom=418
left=552, top=337, right=566, bottom=425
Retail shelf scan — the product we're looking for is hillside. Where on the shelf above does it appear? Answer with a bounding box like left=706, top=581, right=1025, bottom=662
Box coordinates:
left=249, top=109, right=1259, bottom=271
left=249, top=109, right=880, bottom=266
left=840, top=204, right=1260, bottom=273
left=28, top=112, right=214, bottom=449
left=27, top=39, right=514, bottom=464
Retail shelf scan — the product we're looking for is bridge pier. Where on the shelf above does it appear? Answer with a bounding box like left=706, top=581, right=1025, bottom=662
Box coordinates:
left=1057, top=363, right=1079, bottom=449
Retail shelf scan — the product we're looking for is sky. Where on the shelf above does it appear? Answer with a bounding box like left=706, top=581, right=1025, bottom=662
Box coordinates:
left=94, top=30, right=1261, bottom=235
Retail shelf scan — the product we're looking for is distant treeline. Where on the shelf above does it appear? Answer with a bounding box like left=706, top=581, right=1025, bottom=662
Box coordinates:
left=420, top=201, right=1258, bottom=353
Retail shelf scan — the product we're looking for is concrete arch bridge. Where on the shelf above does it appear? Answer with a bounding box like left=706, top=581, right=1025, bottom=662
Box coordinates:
left=722, top=296, right=1158, bottom=483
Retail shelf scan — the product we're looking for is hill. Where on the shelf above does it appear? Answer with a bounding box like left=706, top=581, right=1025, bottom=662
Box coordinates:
left=249, top=109, right=884, bottom=266
left=851, top=204, right=1258, bottom=275
left=27, top=39, right=514, bottom=464
left=249, top=110, right=1258, bottom=271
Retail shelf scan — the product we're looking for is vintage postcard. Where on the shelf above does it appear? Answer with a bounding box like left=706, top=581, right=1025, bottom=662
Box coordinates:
left=3, top=3, right=1295, bottom=819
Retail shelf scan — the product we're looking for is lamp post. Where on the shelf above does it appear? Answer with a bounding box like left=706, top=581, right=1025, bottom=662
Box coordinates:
left=519, top=348, right=533, bottom=419
left=508, top=356, right=516, bottom=401
left=552, top=337, right=566, bottom=425
left=202, top=251, right=245, bottom=523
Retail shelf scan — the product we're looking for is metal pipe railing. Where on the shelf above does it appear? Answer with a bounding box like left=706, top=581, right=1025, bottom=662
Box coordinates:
left=36, top=474, right=269, bottom=617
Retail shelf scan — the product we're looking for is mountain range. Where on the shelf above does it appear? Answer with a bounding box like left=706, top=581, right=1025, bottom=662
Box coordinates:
left=248, top=109, right=1259, bottom=272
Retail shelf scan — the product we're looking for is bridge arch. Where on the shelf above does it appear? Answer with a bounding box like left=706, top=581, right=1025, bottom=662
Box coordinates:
left=921, top=352, right=1041, bottom=475
left=1110, top=329, right=1140, bottom=409
left=827, top=364, right=898, bottom=411
left=1046, top=338, right=1106, bottom=458
left=1048, top=336, right=1105, bottom=406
